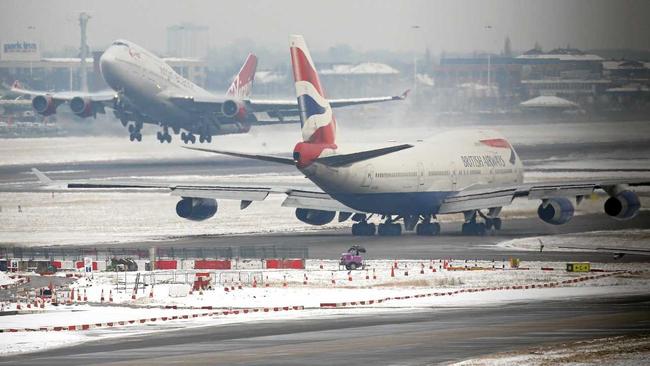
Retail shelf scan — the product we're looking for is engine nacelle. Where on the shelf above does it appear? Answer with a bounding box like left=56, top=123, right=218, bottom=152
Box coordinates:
left=604, top=190, right=640, bottom=220
left=70, top=97, right=94, bottom=118
left=221, top=99, right=247, bottom=120
left=295, top=208, right=336, bottom=226
left=32, top=95, right=57, bottom=116
left=175, top=197, right=218, bottom=221
left=537, top=197, right=574, bottom=225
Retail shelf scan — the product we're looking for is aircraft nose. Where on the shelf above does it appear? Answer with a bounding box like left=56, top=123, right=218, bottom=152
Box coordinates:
left=99, top=48, right=120, bottom=90
left=99, top=48, right=116, bottom=76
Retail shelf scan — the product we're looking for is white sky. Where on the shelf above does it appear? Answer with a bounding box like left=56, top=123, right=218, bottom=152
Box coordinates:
left=0, top=0, right=649, bottom=54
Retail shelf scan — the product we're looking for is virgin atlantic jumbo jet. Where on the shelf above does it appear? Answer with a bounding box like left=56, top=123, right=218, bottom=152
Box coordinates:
left=32, top=35, right=650, bottom=236
left=12, top=39, right=406, bottom=144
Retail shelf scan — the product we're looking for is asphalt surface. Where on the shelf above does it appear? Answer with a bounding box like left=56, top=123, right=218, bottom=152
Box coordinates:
left=3, top=295, right=649, bottom=366
left=44, top=211, right=649, bottom=262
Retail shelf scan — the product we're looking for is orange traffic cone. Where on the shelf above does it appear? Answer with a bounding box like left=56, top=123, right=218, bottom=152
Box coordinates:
left=372, top=268, right=377, bottom=280
left=149, top=286, right=154, bottom=298
left=100, top=289, right=105, bottom=302
left=109, top=290, right=113, bottom=303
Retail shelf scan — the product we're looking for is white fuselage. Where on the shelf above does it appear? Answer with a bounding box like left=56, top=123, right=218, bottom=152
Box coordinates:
left=301, top=129, right=524, bottom=215
left=99, top=40, right=213, bottom=130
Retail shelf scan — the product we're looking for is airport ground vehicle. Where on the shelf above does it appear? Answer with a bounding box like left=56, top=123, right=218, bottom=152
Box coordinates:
left=340, top=245, right=366, bottom=270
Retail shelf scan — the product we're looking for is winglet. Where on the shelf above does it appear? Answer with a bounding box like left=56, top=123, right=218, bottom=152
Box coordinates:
left=399, top=89, right=411, bottom=100
left=31, top=168, right=53, bottom=184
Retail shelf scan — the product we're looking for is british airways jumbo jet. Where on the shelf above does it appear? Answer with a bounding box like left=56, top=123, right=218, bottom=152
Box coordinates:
left=33, top=35, right=649, bottom=236
left=12, top=39, right=406, bottom=144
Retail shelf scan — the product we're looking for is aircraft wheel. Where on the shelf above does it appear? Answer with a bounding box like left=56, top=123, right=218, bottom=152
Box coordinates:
left=135, top=133, right=142, bottom=142
left=190, top=135, right=196, bottom=144
left=206, top=135, right=212, bottom=143
left=166, top=134, right=172, bottom=143
left=199, top=135, right=205, bottom=143
left=129, top=134, right=135, bottom=142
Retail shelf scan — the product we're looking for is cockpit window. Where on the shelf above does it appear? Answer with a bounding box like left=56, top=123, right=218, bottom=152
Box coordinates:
left=112, top=41, right=129, bottom=47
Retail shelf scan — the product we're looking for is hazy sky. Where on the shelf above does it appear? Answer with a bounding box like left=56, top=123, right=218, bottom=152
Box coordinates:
left=1, top=0, right=649, bottom=55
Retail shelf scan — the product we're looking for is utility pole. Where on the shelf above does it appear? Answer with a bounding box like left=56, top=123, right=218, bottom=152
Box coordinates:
left=78, top=12, right=91, bottom=92
left=484, top=25, right=494, bottom=98
left=411, top=25, right=421, bottom=97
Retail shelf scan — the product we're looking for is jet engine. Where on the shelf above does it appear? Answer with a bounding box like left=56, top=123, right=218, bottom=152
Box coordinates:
left=221, top=99, right=247, bottom=120
left=295, top=208, right=336, bottom=226
left=604, top=190, right=640, bottom=220
left=537, top=197, right=574, bottom=225
left=32, top=95, right=57, bottom=116
left=69, top=97, right=94, bottom=118
left=175, top=197, right=218, bottom=221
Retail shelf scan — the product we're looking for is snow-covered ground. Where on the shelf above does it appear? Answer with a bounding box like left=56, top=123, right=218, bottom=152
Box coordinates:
left=0, top=259, right=647, bottom=356
left=495, top=229, right=650, bottom=253
left=453, top=334, right=650, bottom=366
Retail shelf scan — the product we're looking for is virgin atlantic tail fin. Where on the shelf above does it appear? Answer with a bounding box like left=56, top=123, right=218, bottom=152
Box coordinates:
left=226, top=53, right=257, bottom=98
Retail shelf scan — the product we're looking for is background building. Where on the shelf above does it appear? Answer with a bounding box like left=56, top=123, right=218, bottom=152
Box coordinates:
left=166, top=23, right=209, bottom=59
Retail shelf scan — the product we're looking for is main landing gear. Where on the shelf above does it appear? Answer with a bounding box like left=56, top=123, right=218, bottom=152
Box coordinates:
left=414, top=214, right=441, bottom=236
left=180, top=132, right=197, bottom=144
left=461, top=209, right=502, bottom=236
left=127, top=122, right=142, bottom=142
left=156, top=126, right=172, bottom=143
left=350, top=214, right=441, bottom=237
left=198, top=134, right=212, bottom=143
left=351, top=221, right=376, bottom=236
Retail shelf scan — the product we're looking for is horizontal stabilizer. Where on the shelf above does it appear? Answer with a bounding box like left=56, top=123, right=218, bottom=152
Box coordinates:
left=183, top=147, right=295, bottom=165
left=315, top=144, right=413, bottom=167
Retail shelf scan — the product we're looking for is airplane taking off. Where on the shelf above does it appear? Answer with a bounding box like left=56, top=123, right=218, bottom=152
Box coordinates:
left=33, top=35, right=650, bottom=236
left=11, top=39, right=407, bottom=144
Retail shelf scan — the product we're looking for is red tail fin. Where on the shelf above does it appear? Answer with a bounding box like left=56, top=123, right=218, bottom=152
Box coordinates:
left=226, top=53, right=257, bottom=98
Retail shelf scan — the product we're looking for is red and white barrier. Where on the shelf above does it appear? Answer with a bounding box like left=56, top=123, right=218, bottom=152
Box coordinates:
left=319, top=270, right=638, bottom=308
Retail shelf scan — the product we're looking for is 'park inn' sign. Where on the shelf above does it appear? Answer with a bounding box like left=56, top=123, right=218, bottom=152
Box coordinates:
left=1, top=41, right=40, bottom=61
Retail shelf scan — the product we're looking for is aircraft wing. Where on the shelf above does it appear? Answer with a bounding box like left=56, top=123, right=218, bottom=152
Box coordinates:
left=32, top=169, right=361, bottom=214
left=167, top=90, right=408, bottom=120
left=438, top=178, right=650, bottom=214
left=248, top=89, right=409, bottom=112
left=9, top=81, right=116, bottom=102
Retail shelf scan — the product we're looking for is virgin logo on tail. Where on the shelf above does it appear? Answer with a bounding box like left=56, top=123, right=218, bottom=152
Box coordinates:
left=226, top=53, right=257, bottom=98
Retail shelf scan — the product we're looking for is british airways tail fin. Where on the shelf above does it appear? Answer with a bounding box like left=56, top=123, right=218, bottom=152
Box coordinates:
left=290, top=35, right=336, bottom=145
left=226, top=53, right=257, bottom=98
